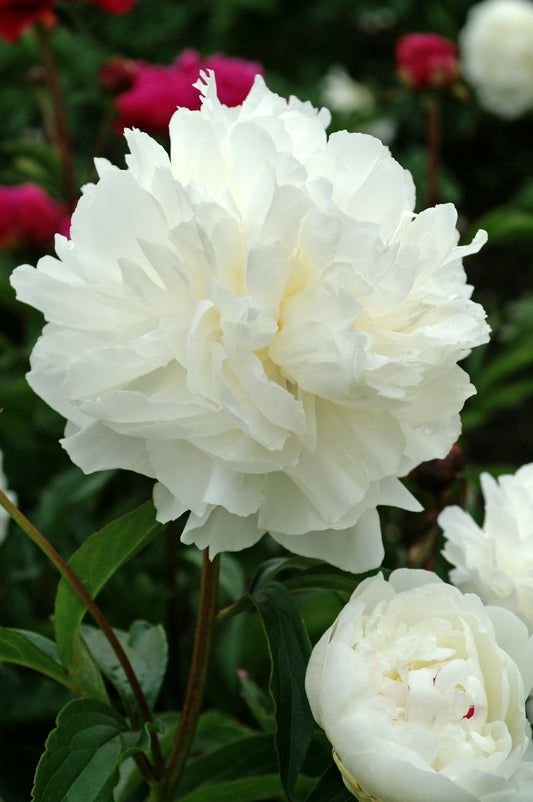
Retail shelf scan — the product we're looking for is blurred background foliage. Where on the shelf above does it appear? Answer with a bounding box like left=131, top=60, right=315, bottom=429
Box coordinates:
left=1, top=0, right=533, bottom=799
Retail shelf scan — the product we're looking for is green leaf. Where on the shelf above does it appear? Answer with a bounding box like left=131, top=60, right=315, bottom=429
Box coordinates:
left=80, top=620, right=167, bottom=709
left=462, top=377, right=533, bottom=431
left=54, top=501, right=163, bottom=670
left=304, top=763, right=353, bottom=802
left=474, top=207, right=533, bottom=243
left=177, top=733, right=278, bottom=797
left=238, top=670, right=275, bottom=732
left=178, top=775, right=284, bottom=802
left=251, top=581, right=314, bottom=800
left=0, top=628, right=75, bottom=691
left=192, top=710, right=253, bottom=752
left=114, top=711, right=179, bottom=802
left=32, top=698, right=151, bottom=802
left=72, top=635, right=110, bottom=704
left=474, top=338, right=533, bottom=393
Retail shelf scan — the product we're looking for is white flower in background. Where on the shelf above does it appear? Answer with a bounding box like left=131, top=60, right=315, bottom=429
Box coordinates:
left=11, top=72, right=489, bottom=571
left=460, top=0, right=533, bottom=119
left=320, top=66, right=374, bottom=114
left=440, top=464, right=533, bottom=631
left=0, top=451, right=16, bottom=544
left=305, top=569, right=533, bottom=801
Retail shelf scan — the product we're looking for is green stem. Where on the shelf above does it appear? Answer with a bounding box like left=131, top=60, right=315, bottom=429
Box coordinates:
left=426, top=93, right=440, bottom=208
left=34, top=22, right=78, bottom=208
left=149, top=550, right=220, bottom=802
left=0, top=489, right=165, bottom=781
left=216, top=594, right=252, bottom=625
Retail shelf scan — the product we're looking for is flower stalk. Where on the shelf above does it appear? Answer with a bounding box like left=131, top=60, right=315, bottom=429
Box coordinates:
left=426, top=93, right=440, bottom=207
left=150, top=550, right=220, bottom=801
left=0, top=488, right=165, bottom=781
left=34, top=22, right=78, bottom=208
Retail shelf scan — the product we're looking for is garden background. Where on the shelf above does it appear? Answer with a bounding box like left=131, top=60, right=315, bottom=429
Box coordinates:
left=1, top=0, right=533, bottom=799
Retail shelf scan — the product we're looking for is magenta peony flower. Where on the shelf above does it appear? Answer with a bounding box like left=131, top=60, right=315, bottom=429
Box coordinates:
left=0, top=183, right=67, bottom=250
left=396, top=33, right=459, bottom=90
left=114, top=49, right=264, bottom=134
left=0, top=0, right=55, bottom=42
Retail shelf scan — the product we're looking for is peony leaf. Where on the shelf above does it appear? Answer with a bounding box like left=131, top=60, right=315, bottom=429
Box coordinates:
left=176, top=775, right=284, bottom=802
left=177, top=733, right=279, bottom=797
left=474, top=207, right=533, bottom=243
left=238, top=670, right=275, bottom=732
left=54, top=501, right=163, bottom=671
left=115, top=710, right=254, bottom=802
left=32, top=698, right=151, bottom=802
left=71, top=634, right=110, bottom=704
left=304, top=763, right=353, bottom=802
left=251, top=581, right=314, bottom=800
left=80, top=620, right=168, bottom=709
left=0, top=628, right=76, bottom=692
left=251, top=556, right=378, bottom=597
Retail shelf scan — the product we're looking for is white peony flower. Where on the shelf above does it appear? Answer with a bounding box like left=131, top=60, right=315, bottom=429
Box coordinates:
left=320, top=66, right=374, bottom=114
left=11, top=72, right=489, bottom=571
left=305, top=569, right=533, bottom=801
left=460, top=0, right=533, bottom=119
left=440, top=464, right=533, bottom=631
left=0, top=451, right=16, bottom=544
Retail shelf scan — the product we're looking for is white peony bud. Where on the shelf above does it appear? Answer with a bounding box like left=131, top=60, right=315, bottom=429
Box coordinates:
left=305, top=569, right=533, bottom=801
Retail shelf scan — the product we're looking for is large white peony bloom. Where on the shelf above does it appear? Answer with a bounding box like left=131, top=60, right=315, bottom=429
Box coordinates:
left=440, top=464, right=533, bottom=631
left=460, top=0, right=533, bottom=119
left=305, top=570, right=533, bottom=801
left=11, top=73, right=489, bottom=571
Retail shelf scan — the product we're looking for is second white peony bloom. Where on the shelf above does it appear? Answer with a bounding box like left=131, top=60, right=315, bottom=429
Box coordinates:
left=11, top=72, right=489, bottom=570
left=460, top=0, right=533, bottom=119
left=440, top=463, right=533, bottom=631
left=306, top=570, right=533, bottom=801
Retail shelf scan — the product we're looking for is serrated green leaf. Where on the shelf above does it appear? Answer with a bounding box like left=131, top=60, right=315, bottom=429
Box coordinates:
left=251, top=581, right=314, bottom=800
left=178, top=774, right=284, bottom=802
left=54, top=501, right=163, bottom=670
left=304, top=763, right=353, bottom=802
left=81, top=620, right=167, bottom=709
left=32, top=698, right=151, bottom=802
left=0, top=628, right=75, bottom=691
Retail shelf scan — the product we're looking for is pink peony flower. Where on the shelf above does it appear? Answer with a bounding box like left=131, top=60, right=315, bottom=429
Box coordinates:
left=396, top=33, right=459, bottom=90
left=0, top=0, right=55, bottom=42
left=0, top=183, right=67, bottom=250
left=114, top=49, right=264, bottom=134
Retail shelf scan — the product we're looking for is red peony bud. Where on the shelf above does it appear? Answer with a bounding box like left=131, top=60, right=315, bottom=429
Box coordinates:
left=90, top=0, right=136, bottom=12
left=0, top=0, right=56, bottom=43
left=0, top=183, right=67, bottom=250
left=99, top=56, right=139, bottom=93
left=396, top=33, right=459, bottom=90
